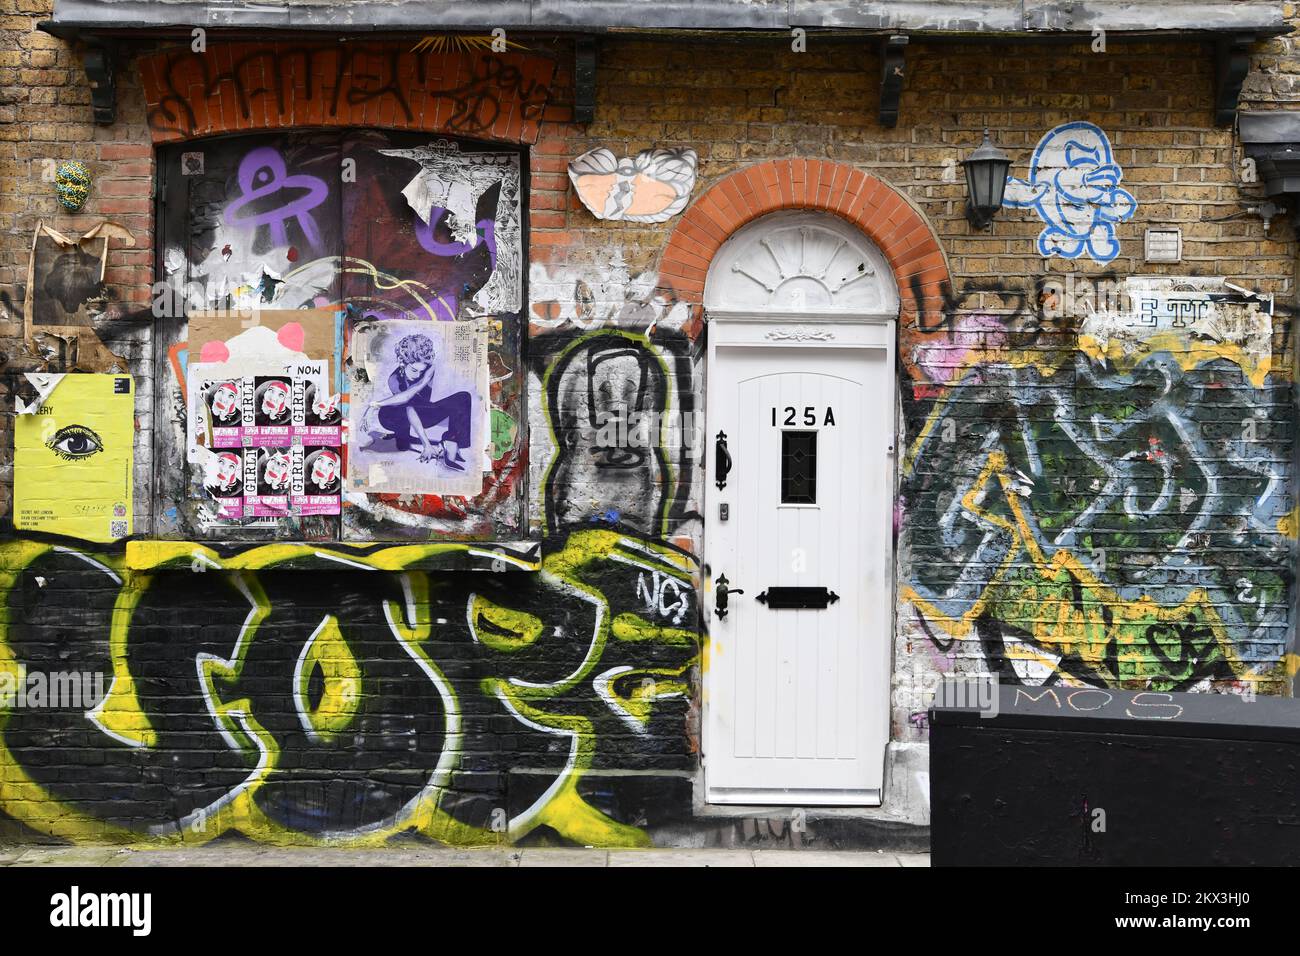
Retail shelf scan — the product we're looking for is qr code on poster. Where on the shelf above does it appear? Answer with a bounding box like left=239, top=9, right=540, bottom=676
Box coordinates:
left=109, top=520, right=128, bottom=539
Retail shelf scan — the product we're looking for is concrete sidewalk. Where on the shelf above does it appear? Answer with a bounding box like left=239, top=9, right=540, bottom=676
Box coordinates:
left=0, top=845, right=929, bottom=867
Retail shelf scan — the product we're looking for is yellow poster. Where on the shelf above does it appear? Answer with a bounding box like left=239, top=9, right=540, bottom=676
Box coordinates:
left=14, top=373, right=134, bottom=542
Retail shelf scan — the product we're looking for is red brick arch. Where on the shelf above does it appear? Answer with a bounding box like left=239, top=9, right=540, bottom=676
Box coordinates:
left=137, top=42, right=564, bottom=145
left=658, top=160, right=949, bottom=326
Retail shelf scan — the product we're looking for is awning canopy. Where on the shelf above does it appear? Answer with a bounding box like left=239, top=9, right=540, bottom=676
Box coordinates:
left=38, top=1, right=1293, bottom=129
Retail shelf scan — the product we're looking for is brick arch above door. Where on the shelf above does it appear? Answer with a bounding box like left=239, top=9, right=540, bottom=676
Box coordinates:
left=658, top=159, right=950, bottom=331
left=138, top=41, right=564, bottom=145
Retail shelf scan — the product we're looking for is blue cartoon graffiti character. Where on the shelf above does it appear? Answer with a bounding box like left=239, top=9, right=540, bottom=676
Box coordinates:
left=1003, top=121, right=1136, bottom=264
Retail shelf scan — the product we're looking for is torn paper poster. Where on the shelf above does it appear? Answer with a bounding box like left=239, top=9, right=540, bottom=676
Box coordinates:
left=378, top=140, right=522, bottom=315
left=23, top=221, right=135, bottom=372
left=199, top=448, right=247, bottom=520
left=348, top=318, right=489, bottom=498
left=24, top=220, right=135, bottom=329
left=568, top=147, right=697, bottom=223
left=1080, top=276, right=1275, bottom=386
left=14, top=373, right=134, bottom=542
left=15, top=372, right=66, bottom=416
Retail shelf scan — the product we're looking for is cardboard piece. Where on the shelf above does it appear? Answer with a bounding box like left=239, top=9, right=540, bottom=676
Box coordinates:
left=187, top=308, right=339, bottom=373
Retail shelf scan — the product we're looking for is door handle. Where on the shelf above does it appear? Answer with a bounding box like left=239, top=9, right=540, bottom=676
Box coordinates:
left=715, top=431, right=732, bottom=490
left=715, top=572, right=744, bottom=619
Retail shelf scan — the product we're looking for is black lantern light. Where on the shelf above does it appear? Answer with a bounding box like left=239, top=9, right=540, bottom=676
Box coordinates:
left=962, top=128, right=1011, bottom=229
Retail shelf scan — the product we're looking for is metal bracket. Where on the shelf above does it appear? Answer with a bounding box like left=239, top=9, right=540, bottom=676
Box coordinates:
left=1240, top=111, right=1300, bottom=198
left=1215, top=33, right=1257, bottom=128
left=879, top=35, right=907, bottom=128
left=82, top=41, right=117, bottom=125
left=1022, top=1, right=1077, bottom=32
left=574, top=35, right=598, bottom=125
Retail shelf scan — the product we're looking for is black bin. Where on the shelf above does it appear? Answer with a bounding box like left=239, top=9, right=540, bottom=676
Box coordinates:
left=930, top=682, right=1300, bottom=866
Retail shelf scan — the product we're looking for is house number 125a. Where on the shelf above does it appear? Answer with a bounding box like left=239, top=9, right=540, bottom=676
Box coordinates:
left=772, top=406, right=837, bottom=426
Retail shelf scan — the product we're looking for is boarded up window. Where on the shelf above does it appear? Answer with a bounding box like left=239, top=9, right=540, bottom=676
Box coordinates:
left=154, top=130, right=527, bottom=541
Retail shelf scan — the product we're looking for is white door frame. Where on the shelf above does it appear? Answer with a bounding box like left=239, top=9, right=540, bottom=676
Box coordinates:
left=701, top=308, right=898, bottom=806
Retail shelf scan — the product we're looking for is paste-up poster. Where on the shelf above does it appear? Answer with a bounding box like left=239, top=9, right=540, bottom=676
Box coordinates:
left=239, top=445, right=340, bottom=517
left=248, top=446, right=292, bottom=517
left=200, top=449, right=246, bottom=520
left=14, top=373, right=134, bottom=542
left=184, top=309, right=343, bottom=520
left=348, top=319, right=490, bottom=497
left=188, top=363, right=341, bottom=453
left=295, top=446, right=342, bottom=515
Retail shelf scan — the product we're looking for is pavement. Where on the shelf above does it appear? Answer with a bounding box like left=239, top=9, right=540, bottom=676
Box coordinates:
left=0, top=845, right=929, bottom=867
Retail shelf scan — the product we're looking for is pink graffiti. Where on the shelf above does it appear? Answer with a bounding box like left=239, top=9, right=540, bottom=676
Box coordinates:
left=225, top=147, right=329, bottom=249
left=914, top=313, right=1008, bottom=385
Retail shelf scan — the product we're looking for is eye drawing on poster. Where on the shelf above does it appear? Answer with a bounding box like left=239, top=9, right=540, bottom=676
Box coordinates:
left=13, top=374, right=134, bottom=542
left=45, top=424, right=104, bottom=461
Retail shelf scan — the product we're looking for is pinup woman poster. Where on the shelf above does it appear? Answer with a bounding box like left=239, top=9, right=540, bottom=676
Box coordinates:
left=362, top=333, right=472, bottom=471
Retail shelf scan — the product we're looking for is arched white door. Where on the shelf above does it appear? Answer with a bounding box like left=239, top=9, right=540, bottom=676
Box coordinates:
left=703, top=211, right=898, bottom=806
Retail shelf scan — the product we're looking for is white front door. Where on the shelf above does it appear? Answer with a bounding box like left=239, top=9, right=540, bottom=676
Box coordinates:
left=703, top=318, right=894, bottom=805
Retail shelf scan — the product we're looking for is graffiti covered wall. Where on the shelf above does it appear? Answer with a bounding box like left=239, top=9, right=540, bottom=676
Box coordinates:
left=894, top=274, right=1296, bottom=738
left=3, top=20, right=1300, bottom=846
left=0, top=529, right=698, bottom=845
